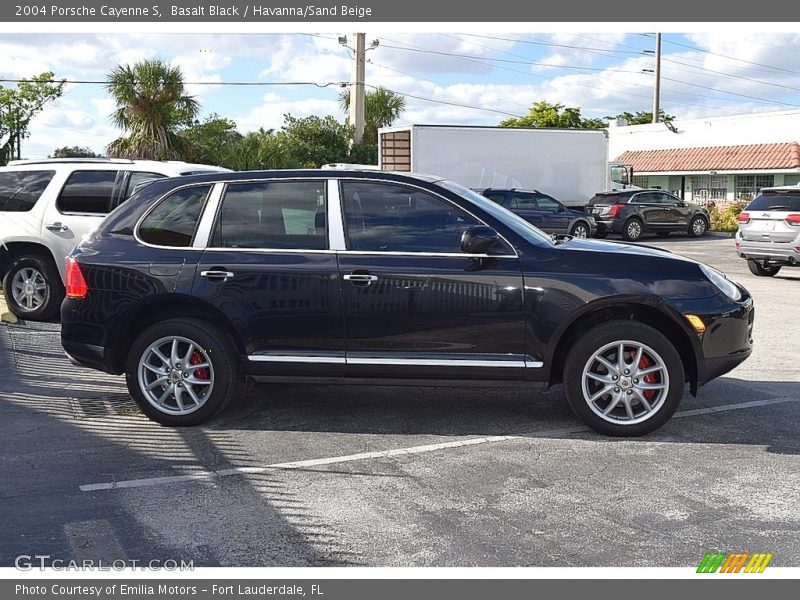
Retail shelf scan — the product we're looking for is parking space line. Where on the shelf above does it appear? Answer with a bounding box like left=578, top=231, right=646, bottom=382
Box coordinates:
left=78, top=395, right=799, bottom=493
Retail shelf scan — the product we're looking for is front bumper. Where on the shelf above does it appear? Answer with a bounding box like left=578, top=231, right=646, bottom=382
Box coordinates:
left=695, top=295, right=754, bottom=386
left=735, top=233, right=800, bottom=264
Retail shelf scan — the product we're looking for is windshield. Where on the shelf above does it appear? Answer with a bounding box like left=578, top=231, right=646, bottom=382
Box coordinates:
left=437, top=179, right=554, bottom=247
left=746, top=192, right=800, bottom=211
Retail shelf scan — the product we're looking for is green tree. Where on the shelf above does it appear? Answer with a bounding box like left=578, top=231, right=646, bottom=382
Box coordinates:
left=50, top=145, right=100, bottom=158
left=0, top=72, right=66, bottom=165
left=180, top=114, right=243, bottom=167
left=607, top=110, right=675, bottom=125
left=226, top=128, right=291, bottom=171
left=280, top=114, right=352, bottom=168
left=105, top=59, right=199, bottom=160
left=499, top=100, right=605, bottom=129
left=339, top=86, right=406, bottom=146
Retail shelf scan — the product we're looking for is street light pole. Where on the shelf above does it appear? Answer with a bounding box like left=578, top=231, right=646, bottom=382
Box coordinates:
left=652, top=33, right=662, bottom=124
left=350, top=32, right=366, bottom=145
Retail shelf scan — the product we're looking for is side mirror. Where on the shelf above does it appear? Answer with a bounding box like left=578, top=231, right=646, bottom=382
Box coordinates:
left=461, top=225, right=500, bottom=254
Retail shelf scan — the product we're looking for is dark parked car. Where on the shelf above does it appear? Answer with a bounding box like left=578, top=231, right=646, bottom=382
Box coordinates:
left=588, top=189, right=710, bottom=241
left=477, top=188, right=596, bottom=238
left=61, top=170, right=753, bottom=436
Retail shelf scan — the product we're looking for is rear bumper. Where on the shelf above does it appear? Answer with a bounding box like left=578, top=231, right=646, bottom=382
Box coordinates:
left=595, top=219, right=622, bottom=234
left=62, top=340, right=116, bottom=374
left=736, top=234, right=800, bottom=264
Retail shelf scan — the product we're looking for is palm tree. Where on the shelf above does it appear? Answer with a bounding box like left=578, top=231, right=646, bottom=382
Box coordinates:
left=105, top=60, right=199, bottom=160
left=339, top=86, right=406, bottom=145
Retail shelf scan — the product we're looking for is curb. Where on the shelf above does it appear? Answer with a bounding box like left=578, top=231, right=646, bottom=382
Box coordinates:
left=706, top=231, right=736, bottom=238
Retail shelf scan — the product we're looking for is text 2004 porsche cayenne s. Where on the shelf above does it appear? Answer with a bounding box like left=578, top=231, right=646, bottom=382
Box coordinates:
left=60, top=170, right=753, bottom=436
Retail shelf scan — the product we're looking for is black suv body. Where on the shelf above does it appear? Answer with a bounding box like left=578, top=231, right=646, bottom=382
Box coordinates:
left=476, top=188, right=596, bottom=238
left=588, top=189, right=710, bottom=241
left=61, top=170, right=753, bottom=436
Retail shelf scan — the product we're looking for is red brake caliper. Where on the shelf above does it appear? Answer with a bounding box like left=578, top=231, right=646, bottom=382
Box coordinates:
left=190, top=351, right=209, bottom=380
left=638, top=354, right=656, bottom=400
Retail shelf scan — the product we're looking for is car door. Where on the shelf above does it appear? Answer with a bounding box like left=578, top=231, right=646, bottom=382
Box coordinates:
left=191, top=178, right=346, bottom=377
left=660, top=192, right=691, bottom=228
left=535, top=194, right=571, bottom=233
left=336, top=179, right=527, bottom=380
left=40, top=169, right=122, bottom=279
left=630, top=191, right=666, bottom=228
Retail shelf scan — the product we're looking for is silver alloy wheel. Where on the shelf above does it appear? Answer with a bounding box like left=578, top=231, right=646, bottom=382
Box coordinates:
left=572, top=223, right=589, bottom=238
left=626, top=220, right=642, bottom=240
left=137, top=335, right=214, bottom=416
left=10, top=267, right=47, bottom=312
left=692, top=216, right=707, bottom=235
left=581, top=340, right=669, bottom=425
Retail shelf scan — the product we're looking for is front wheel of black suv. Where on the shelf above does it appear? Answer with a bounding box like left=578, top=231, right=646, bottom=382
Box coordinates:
left=563, top=320, right=685, bottom=436
left=688, top=215, right=708, bottom=238
left=747, top=260, right=781, bottom=277
left=621, top=218, right=644, bottom=241
left=125, top=318, right=238, bottom=426
left=2, top=255, right=64, bottom=321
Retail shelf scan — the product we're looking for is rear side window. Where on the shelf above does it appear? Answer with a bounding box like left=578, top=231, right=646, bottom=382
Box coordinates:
left=746, top=193, right=800, bottom=211
left=57, top=170, right=118, bottom=214
left=210, top=181, right=327, bottom=250
left=588, top=194, right=626, bottom=206
left=138, top=185, right=211, bottom=247
left=125, top=172, right=166, bottom=199
left=482, top=191, right=506, bottom=204
left=0, top=170, right=55, bottom=212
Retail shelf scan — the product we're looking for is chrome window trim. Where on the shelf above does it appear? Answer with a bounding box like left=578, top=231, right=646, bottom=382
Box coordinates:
left=333, top=177, right=519, bottom=258
left=133, top=182, right=215, bottom=251
left=336, top=250, right=518, bottom=259
left=327, top=178, right=346, bottom=251
left=192, top=182, right=225, bottom=248
left=246, top=355, right=543, bottom=368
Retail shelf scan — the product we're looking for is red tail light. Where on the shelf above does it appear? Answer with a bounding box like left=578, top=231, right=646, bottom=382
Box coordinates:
left=786, top=213, right=800, bottom=226
left=65, top=257, right=88, bottom=299
left=737, top=212, right=750, bottom=223
left=608, top=203, right=624, bottom=218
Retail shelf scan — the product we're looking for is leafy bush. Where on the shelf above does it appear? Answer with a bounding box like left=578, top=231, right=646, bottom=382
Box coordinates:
left=708, top=201, right=747, bottom=232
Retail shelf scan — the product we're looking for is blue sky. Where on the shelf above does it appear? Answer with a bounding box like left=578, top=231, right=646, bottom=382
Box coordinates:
left=3, top=31, right=800, bottom=158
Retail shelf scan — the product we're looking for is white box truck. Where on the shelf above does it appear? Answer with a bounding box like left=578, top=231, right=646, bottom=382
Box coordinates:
left=378, top=125, right=635, bottom=207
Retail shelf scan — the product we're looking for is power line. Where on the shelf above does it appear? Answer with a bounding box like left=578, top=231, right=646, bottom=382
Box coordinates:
left=363, top=83, right=519, bottom=118
left=0, top=78, right=347, bottom=87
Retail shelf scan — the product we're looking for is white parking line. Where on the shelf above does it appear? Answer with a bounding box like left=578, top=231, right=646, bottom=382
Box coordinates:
left=79, top=395, right=799, bottom=492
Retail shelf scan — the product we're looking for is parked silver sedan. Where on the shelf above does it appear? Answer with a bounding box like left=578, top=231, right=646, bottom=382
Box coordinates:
left=736, top=186, right=800, bottom=276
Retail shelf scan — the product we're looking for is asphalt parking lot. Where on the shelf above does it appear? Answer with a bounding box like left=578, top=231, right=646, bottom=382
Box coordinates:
left=1, top=236, right=798, bottom=567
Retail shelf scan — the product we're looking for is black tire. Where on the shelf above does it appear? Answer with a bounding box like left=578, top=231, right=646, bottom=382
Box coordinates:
left=747, top=260, right=781, bottom=277
left=569, top=221, right=591, bottom=238
left=2, top=255, right=64, bottom=321
left=621, top=218, right=644, bottom=241
left=563, top=320, right=685, bottom=436
left=657, top=231, right=671, bottom=238
left=688, top=215, right=708, bottom=238
left=125, top=318, right=238, bottom=426
left=593, top=231, right=608, bottom=239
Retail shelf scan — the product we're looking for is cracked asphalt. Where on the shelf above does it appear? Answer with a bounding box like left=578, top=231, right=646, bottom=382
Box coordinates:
left=0, top=236, right=798, bottom=567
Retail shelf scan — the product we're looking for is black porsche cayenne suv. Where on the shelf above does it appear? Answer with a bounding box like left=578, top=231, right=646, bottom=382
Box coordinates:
left=61, top=170, right=753, bottom=436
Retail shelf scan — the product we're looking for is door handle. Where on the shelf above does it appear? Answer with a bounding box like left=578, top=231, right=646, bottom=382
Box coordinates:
left=343, top=273, right=378, bottom=285
left=200, top=270, right=235, bottom=282
left=46, top=222, right=69, bottom=232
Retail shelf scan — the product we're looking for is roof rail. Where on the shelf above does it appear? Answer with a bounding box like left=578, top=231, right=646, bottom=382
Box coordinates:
left=6, top=158, right=135, bottom=166
left=321, top=163, right=381, bottom=171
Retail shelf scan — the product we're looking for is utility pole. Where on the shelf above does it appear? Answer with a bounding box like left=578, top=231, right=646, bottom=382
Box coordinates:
left=350, top=32, right=366, bottom=145
left=652, top=33, right=662, bottom=124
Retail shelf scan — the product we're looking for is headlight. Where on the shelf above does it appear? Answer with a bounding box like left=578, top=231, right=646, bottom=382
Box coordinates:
left=699, top=264, right=742, bottom=302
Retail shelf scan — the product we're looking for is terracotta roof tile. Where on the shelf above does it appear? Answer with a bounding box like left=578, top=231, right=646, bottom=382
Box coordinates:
left=615, top=142, right=800, bottom=172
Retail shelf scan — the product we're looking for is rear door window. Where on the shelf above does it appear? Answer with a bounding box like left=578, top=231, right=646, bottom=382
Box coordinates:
left=57, top=170, right=119, bottom=214
left=746, top=193, right=800, bottom=211
left=0, top=170, right=55, bottom=212
left=138, top=185, right=212, bottom=247
left=511, top=192, right=537, bottom=209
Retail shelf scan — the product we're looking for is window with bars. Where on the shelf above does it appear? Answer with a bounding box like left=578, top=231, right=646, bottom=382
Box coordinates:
left=735, top=175, right=774, bottom=200
left=692, top=175, right=727, bottom=203
left=632, top=176, right=649, bottom=188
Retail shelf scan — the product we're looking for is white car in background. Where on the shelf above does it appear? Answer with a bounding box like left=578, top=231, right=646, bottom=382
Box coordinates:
left=735, top=186, right=800, bottom=276
left=0, top=158, right=229, bottom=320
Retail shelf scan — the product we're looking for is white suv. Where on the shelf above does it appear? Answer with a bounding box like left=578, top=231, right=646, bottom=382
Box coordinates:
left=735, top=186, right=800, bottom=276
left=0, top=158, right=229, bottom=320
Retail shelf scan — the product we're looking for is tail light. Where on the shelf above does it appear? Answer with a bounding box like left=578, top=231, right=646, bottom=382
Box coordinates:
left=737, top=212, right=750, bottom=223
left=786, top=214, right=800, bottom=226
left=65, top=257, right=88, bottom=299
left=607, top=203, right=624, bottom=218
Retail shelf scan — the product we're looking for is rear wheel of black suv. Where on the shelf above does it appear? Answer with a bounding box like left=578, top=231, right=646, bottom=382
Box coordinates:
left=3, top=255, right=64, bottom=321
left=747, top=260, right=781, bottom=277
left=621, top=218, right=644, bottom=241
left=125, top=318, right=238, bottom=426
left=563, top=320, right=685, bottom=436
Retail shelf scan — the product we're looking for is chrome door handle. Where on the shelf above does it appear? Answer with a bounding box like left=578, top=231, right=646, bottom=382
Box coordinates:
left=343, top=274, right=378, bottom=284
left=46, top=222, right=69, bottom=232
left=200, top=270, right=235, bottom=281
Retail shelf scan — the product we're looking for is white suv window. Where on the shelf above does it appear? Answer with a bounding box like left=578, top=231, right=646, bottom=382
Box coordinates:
left=57, top=170, right=119, bottom=214
left=0, top=170, right=55, bottom=212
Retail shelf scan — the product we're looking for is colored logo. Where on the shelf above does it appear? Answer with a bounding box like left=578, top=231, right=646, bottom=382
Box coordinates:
left=697, top=552, right=773, bottom=573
